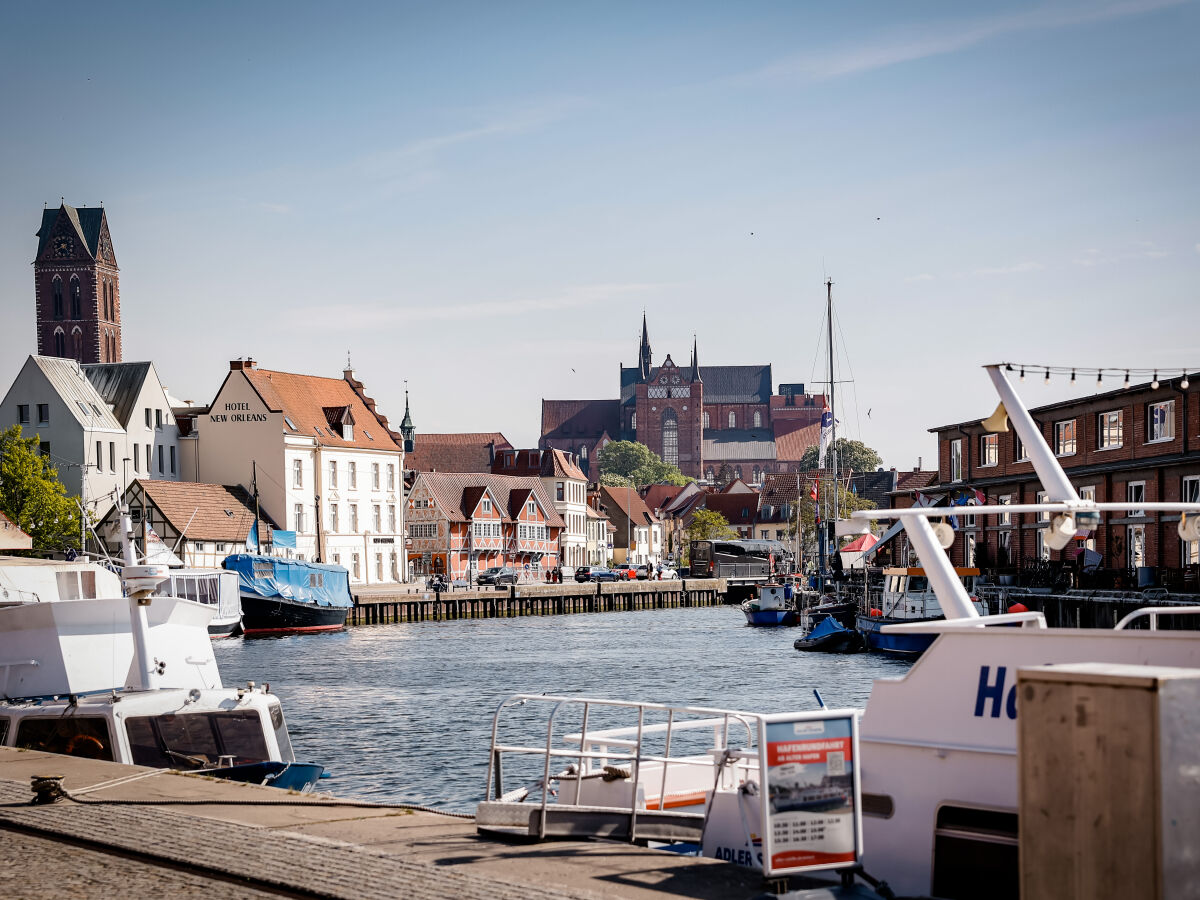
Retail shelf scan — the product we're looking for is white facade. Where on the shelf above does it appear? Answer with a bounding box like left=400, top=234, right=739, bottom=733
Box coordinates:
left=193, top=362, right=405, bottom=585
left=546, top=474, right=588, bottom=569
left=0, top=356, right=179, bottom=524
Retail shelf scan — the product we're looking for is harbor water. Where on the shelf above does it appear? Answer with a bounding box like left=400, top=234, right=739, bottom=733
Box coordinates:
left=214, top=605, right=909, bottom=811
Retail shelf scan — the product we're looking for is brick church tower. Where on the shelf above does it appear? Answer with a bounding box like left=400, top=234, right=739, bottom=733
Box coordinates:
left=632, top=322, right=705, bottom=479
left=33, top=203, right=122, bottom=364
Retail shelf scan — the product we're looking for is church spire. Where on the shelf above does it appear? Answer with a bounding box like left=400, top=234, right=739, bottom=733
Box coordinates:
left=690, top=334, right=701, bottom=383
left=399, top=386, right=415, bottom=452
left=639, top=312, right=652, bottom=381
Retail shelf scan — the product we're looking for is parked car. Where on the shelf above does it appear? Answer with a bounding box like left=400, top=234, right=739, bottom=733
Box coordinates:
left=635, top=565, right=651, bottom=580
left=659, top=566, right=679, bottom=580
left=476, top=566, right=518, bottom=586
left=611, top=563, right=637, bottom=580
left=587, top=567, right=621, bottom=583
left=574, top=566, right=596, bottom=583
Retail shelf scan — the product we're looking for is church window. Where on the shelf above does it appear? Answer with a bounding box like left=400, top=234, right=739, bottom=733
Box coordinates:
left=71, top=328, right=83, bottom=361
left=753, top=466, right=760, bottom=482
left=735, top=466, right=743, bottom=480
left=54, top=329, right=65, bottom=356
left=728, top=411, right=736, bottom=429
left=631, top=412, right=636, bottom=432
left=753, top=410, right=762, bottom=428
left=579, top=445, right=587, bottom=463
left=661, top=409, right=678, bottom=467
left=703, top=411, right=710, bottom=429
left=706, top=467, right=714, bottom=482
left=71, top=278, right=81, bottom=318
left=52, top=278, right=63, bottom=319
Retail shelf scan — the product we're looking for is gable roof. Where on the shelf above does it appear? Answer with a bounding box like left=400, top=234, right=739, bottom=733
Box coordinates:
left=83, top=361, right=154, bottom=428
left=237, top=366, right=401, bottom=452
left=36, top=205, right=107, bottom=258
left=406, top=432, right=513, bottom=473
left=24, top=356, right=124, bottom=431
left=894, top=470, right=938, bottom=493
left=641, top=483, right=685, bottom=514
left=128, top=479, right=276, bottom=542
left=413, top=472, right=564, bottom=527
left=492, top=447, right=586, bottom=480
left=0, top=511, right=33, bottom=551
left=773, top=421, right=820, bottom=462
left=698, top=365, right=772, bottom=404
left=598, top=485, right=659, bottom=529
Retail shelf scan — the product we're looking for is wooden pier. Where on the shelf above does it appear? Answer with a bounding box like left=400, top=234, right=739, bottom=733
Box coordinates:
left=350, top=578, right=727, bottom=625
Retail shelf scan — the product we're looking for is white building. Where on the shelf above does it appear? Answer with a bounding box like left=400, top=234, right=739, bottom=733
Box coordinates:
left=193, top=360, right=405, bottom=584
left=0, top=356, right=179, bottom=524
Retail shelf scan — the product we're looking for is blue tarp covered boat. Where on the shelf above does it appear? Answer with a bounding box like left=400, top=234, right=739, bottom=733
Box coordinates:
left=223, top=555, right=352, bottom=636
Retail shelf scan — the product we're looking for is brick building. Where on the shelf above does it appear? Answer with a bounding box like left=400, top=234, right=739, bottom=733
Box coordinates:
left=33, top=203, right=122, bottom=364
left=540, top=315, right=824, bottom=483
left=915, top=374, right=1199, bottom=584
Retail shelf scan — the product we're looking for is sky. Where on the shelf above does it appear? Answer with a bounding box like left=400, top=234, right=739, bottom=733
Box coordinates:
left=1, top=0, right=1197, bottom=470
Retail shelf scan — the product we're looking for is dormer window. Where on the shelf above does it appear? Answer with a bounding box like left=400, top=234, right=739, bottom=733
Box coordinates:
left=482, top=498, right=492, bottom=514
left=322, top=405, right=355, bottom=440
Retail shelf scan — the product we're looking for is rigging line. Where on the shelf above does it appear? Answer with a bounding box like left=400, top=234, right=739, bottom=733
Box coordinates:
left=831, top=304, right=862, bottom=442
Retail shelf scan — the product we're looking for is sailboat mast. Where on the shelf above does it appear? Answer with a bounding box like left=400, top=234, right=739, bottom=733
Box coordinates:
left=826, top=278, right=838, bottom=523
left=253, top=461, right=263, bottom=555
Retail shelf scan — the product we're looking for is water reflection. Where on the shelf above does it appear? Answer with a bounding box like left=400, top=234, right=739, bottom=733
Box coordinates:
left=214, top=606, right=907, bottom=811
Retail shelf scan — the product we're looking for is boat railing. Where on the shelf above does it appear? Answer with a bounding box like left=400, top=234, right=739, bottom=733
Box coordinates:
left=482, top=694, right=762, bottom=841
left=1113, top=606, right=1200, bottom=631
left=881, top=610, right=1048, bottom=632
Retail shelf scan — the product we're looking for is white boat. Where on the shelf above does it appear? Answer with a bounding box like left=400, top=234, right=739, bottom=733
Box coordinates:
left=476, top=363, right=1200, bottom=895
left=0, top=507, right=322, bottom=791
left=856, top=566, right=987, bottom=657
left=0, top=555, right=122, bottom=607
left=160, top=567, right=242, bottom=638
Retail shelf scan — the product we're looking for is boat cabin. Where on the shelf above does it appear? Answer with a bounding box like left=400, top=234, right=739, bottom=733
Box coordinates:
left=878, top=566, right=985, bottom=620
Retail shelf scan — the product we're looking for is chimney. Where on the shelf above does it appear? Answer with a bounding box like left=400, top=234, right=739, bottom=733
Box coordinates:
left=230, top=358, right=257, bottom=371
left=915, top=456, right=922, bottom=471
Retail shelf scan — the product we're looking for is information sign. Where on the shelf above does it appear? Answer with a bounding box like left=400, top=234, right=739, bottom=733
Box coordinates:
left=759, top=711, right=862, bottom=877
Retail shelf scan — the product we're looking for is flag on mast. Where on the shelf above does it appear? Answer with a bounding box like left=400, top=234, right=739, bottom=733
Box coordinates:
left=817, top=406, right=834, bottom=468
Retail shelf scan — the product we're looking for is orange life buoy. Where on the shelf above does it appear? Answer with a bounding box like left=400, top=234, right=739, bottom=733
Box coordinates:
left=65, top=733, right=105, bottom=758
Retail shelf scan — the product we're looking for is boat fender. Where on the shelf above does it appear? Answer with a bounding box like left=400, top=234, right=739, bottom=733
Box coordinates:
left=869, top=608, right=882, bottom=617
left=1008, top=602, right=1028, bottom=613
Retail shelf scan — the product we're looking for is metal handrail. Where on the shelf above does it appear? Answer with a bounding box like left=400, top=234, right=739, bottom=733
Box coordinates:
left=484, top=694, right=762, bottom=842
left=1114, top=606, right=1200, bottom=631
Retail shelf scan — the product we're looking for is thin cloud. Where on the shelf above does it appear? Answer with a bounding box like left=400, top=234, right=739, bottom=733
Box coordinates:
left=293, top=282, right=667, bottom=330
left=744, top=0, right=1190, bottom=83
left=972, top=261, right=1044, bottom=276
left=1074, top=242, right=1171, bottom=266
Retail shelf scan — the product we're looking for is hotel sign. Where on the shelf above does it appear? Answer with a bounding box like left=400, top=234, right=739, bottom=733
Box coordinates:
left=209, top=402, right=268, bottom=423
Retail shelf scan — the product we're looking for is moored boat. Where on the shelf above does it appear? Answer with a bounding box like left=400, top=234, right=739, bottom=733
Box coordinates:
left=856, top=566, right=987, bottom=657
left=160, top=567, right=242, bottom=638
left=740, top=583, right=798, bottom=626
left=224, top=554, right=352, bottom=636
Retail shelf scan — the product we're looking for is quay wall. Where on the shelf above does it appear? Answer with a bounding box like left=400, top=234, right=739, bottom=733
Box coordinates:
left=349, top=578, right=727, bottom=625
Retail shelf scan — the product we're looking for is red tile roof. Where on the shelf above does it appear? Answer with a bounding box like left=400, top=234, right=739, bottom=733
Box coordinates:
left=406, top=432, right=513, bottom=474
left=134, top=479, right=277, bottom=542
left=414, top=472, right=565, bottom=527
left=773, top=421, right=820, bottom=462
left=239, top=366, right=401, bottom=452
left=598, top=486, right=659, bottom=535
left=640, top=483, right=685, bottom=514
left=491, top=447, right=586, bottom=480
left=895, top=470, right=938, bottom=492
left=540, top=399, right=622, bottom=439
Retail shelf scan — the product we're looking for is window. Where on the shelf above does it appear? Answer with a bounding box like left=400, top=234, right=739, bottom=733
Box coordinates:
left=966, top=533, right=977, bottom=567
left=146, top=444, right=152, bottom=472
left=373, top=504, right=381, bottom=532
left=329, top=460, right=337, bottom=488
left=386, top=464, right=395, bottom=490
left=157, top=447, right=163, bottom=474
left=39, top=441, right=50, bottom=457
left=631, top=411, right=636, bottom=431
left=979, top=434, right=998, bottom=467
left=1078, top=486, right=1097, bottom=551
left=753, top=410, right=762, bottom=428
left=16, top=716, right=113, bottom=761
left=1183, top=477, right=1200, bottom=565
left=352, top=553, right=360, bottom=579
left=527, top=500, right=536, bottom=515
left=1054, top=420, right=1077, bottom=456
left=728, top=411, right=736, bottom=429
left=387, top=504, right=396, bottom=532
left=109, top=442, right=115, bottom=473
left=95, top=440, right=103, bottom=471
left=735, top=466, right=743, bottom=480
left=350, top=503, right=359, bottom=532
left=294, top=503, right=305, bottom=532
left=556, top=481, right=565, bottom=501
left=71, top=279, right=81, bottom=318
left=329, top=503, right=339, bottom=533
left=661, top=409, right=678, bottom=467
left=37, top=404, right=49, bottom=425
left=1148, top=400, right=1174, bottom=443
left=54, top=330, right=65, bottom=356
left=72, top=328, right=82, bottom=360
left=372, top=463, right=380, bottom=490
left=348, top=462, right=357, bottom=488
left=134, top=444, right=140, bottom=472
left=949, top=439, right=963, bottom=482
left=998, top=529, right=1011, bottom=564
left=169, top=446, right=176, bottom=474
left=1036, top=491, right=1049, bottom=523
left=1097, top=411, right=1122, bottom=449
left=999, top=495, right=1012, bottom=526
left=17, top=404, right=29, bottom=424
left=391, top=554, right=399, bottom=581
left=155, top=409, right=162, bottom=429
left=145, top=408, right=152, bottom=428
left=706, top=467, right=714, bottom=481
left=1127, top=481, right=1145, bottom=518
left=293, top=459, right=302, bottom=488
left=1128, top=525, right=1146, bottom=568
left=482, top=498, right=492, bottom=514
left=376, top=553, right=383, bottom=581
left=703, top=411, right=710, bottom=429
left=52, top=278, right=63, bottom=318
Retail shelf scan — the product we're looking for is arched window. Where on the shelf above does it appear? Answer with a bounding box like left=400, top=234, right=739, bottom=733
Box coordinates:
left=702, top=411, right=710, bottom=429
left=54, top=328, right=65, bottom=356
left=104, top=282, right=111, bottom=319
left=706, top=467, right=715, bottom=482
left=631, top=411, right=637, bottom=432
left=71, top=277, right=81, bottom=318
left=735, top=466, right=743, bottom=481
left=52, top=278, right=63, bottom=319
left=579, top=444, right=588, bottom=463
left=753, top=410, right=762, bottom=428
left=72, top=327, right=83, bottom=361
left=728, top=411, right=736, bottom=429
left=661, top=409, right=678, bottom=467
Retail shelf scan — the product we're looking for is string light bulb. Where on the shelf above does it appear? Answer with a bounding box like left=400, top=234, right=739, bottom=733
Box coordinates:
left=1070, top=369, right=1076, bottom=385
left=1152, top=371, right=1160, bottom=390
left=1183, top=371, right=1191, bottom=390
left=1044, top=368, right=1051, bottom=384
left=1124, top=370, right=1130, bottom=388
left=1096, top=371, right=1103, bottom=388
left=1019, top=366, right=1026, bottom=381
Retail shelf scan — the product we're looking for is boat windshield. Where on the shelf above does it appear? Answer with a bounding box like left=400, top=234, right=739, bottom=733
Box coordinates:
left=908, top=577, right=929, bottom=592
left=15, top=716, right=114, bottom=760
left=126, top=711, right=270, bottom=769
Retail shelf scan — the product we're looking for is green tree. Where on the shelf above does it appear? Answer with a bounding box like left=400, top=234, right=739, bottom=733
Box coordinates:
left=686, top=508, right=738, bottom=542
left=798, top=438, right=883, bottom=474
left=597, top=440, right=690, bottom=487
left=0, top=425, right=82, bottom=554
